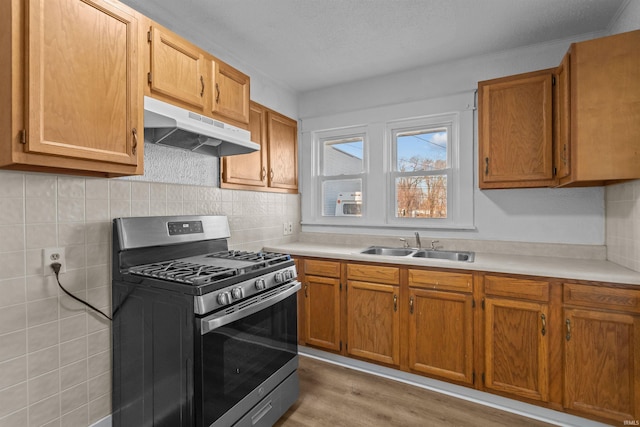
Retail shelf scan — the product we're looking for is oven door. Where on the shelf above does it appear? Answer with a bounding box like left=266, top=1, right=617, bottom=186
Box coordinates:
left=196, top=281, right=300, bottom=427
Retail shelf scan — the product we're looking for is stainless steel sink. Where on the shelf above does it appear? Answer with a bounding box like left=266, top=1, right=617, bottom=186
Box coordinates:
left=412, top=250, right=475, bottom=262
left=359, top=246, right=475, bottom=262
left=360, top=246, right=415, bottom=256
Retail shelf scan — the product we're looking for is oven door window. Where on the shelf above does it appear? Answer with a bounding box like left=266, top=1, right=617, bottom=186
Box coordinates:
left=198, top=293, right=297, bottom=425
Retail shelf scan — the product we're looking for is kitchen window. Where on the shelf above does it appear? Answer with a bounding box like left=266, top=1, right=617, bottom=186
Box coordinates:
left=300, top=92, right=475, bottom=231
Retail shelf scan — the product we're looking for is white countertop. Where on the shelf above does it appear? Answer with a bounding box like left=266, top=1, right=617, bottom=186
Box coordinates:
left=263, top=242, right=640, bottom=286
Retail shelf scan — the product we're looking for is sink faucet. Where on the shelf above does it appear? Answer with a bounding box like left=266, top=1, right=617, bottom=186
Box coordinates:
left=414, top=232, right=421, bottom=249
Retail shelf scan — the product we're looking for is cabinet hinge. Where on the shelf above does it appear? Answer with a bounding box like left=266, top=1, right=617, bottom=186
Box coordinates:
left=147, top=72, right=152, bottom=84
left=482, top=373, right=485, bottom=385
left=147, top=30, right=152, bottom=43
left=552, top=75, right=556, bottom=85
left=19, top=129, right=26, bottom=145
left=340, top=341, right=343, bottom=351
left=472, top=371, right=476, bottom=384
left=481, top=298, right=485, bottom=310
left=553, top=167, right=557, bottom=176
left=472, top=299, right=475, bottom=309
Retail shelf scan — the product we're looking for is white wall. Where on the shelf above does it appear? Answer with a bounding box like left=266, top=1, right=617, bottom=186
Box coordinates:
left=298, top=35, right=608, bottom=245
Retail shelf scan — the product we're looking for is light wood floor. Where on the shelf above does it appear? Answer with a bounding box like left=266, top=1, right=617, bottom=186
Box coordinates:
left=275, top=356, right=553, bottom=427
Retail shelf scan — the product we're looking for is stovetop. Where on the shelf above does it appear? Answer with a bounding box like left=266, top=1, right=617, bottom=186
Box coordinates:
left=128, top=250, right=292, bottom=287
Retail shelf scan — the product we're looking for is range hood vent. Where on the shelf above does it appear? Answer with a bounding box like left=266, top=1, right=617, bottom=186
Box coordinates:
left=143, top=96, right=258, bottom=157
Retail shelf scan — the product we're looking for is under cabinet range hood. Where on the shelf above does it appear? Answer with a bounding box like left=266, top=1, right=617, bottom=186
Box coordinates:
left=143, top=96, right=259, bottom=157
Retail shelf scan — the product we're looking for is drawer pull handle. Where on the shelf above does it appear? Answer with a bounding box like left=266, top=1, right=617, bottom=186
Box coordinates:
left=541, top=313, right=546, bottom=336
left=393, top=294, right=397, bottom=312
left=565, top=318, right=571, bottom=341
left=409, top=296, right=414, bottom=314
left=304, top=283, right=308, bottom=298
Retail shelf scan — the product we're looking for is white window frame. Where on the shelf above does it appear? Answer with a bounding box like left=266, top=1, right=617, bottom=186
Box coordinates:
left=300, top=92, right=475, bottom=231
left=387, top=114, right=458, bottom=228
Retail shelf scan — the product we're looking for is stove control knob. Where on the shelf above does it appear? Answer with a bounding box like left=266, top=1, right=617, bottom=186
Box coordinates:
left=274, top=272, right=284, bottom=284
left=255, top=278, right=267, bottom=290
left=231, top=287, right=244, bottom=300
left=284, top=270, right=293, bottom=280
left=217, top=292, right=231, bottom=306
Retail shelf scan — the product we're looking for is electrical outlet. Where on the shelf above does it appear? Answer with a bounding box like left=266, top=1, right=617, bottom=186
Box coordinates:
left=43, top=247, right=66, bottom=276
left=282, top=222, right=294, bottom=235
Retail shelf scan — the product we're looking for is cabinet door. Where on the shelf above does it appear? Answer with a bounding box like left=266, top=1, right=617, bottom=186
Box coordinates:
left=478, top=70, right=555, bottom=188
left=304, top=275, right=341, bottom=352
left=211, top=60, right=250, bottom=125
left=267, top=111, right=298, bottom=191
left=221, top=102, right=268, bottom=187
left=555, top=52, right=571, bottom=180
left=484, top=298, right=549, bottom=401
left=408, top=288, right=474, bottom=384
left=26, top=0, right=139, bottom=166
left=149, top=26, right=205, bottom=109
left=347, top=281, right=400, bottom=366
left=564, top=308, right=640, bottom=422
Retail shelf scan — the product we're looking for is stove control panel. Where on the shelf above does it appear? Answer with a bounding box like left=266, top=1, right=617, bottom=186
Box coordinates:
left=195, top=265, right=298, bottom=314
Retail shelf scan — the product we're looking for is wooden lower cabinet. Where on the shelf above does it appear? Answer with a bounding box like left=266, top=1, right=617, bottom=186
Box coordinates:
left=299, top=259, right=342, bottom=352
left=295, top=256, right=640, bottom=425
left=483, top=275, right=550, bottom=402
left=407, top=269, right=474, bottom=385
left=346, top=280, right=400, bottom=366
left=563, top=283, right=640, bottom=423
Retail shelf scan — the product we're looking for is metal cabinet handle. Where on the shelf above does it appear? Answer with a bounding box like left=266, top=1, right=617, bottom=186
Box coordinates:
left=541, top=313, right=546, bottom=336
left=565, top=318, right=571, bottom=341
left=270, top=168, right=274, bottom=181
left=261, top=166, right=267, bottom=181
left=200, top=76, right=205, bottom=97
left=304, top=283, right=308, bottom=298
left=409, top=296, right=414, bottom=314
left=393, top=294, right=397, bottom=312
left=215, top=83, right=220, bottom=103
left=484, top=157, right=489, bottom=175
left=132, top=128, right=138, bottom=155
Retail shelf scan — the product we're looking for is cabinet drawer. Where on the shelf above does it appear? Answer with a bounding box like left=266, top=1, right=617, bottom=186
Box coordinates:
left=408, top=270, right=472, bottom=293
left=303, top=259, right=341, bottom=278
left=347, top=264, right=399, bottom=285
left=564, top=283, right=640, bottom=314
left=484, top=275, right=549, bottom=302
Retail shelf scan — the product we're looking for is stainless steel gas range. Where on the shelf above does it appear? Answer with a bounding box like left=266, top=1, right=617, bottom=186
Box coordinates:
left=112, top=215, right=300, bottom=427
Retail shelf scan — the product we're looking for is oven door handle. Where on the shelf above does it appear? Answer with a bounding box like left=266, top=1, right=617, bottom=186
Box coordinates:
left=200, top=281, right=301, bottom=334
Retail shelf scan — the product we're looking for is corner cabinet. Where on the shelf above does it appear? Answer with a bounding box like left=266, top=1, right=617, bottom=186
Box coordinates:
left=478, top=29, right=640, bottom=189
left=478, top=69, right=556, bottom=189
left=1, top=0, right=143, bottom=177
left=221, top=102, right=298, bottom=193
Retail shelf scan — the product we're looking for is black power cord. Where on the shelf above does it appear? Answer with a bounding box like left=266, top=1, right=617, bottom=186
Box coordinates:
left=51, top=262, right=112, bottom=321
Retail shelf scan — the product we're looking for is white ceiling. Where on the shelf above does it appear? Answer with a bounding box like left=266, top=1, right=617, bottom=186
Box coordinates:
left=121, top=0, right=627, bottom=93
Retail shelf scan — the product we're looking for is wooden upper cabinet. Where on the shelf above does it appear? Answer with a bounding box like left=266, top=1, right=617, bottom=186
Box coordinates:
left=267, top=110, right=298, bottom=191
left=558, top=29, right=640, bottom=186
left=148, top=25, right=206, bottom=110
left=1, top=0, right=142, bottom=176
left=478, top=69, right=556, bottom=189
left=221, top=102, right=268, bottom=188
left=211, top=60, right=250, bottom=125
left=222, top=103, right=298, bottom=193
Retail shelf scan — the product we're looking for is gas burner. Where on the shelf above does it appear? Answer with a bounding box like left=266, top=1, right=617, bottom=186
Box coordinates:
left=207, top=250, right=291, bottom=265
left=129, top=260, right=238, bottom=286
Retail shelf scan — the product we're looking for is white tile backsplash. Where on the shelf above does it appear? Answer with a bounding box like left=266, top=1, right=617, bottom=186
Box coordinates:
left=606, top=180, right=640, bottom=272
left=0, top=169, right=300, bottom=426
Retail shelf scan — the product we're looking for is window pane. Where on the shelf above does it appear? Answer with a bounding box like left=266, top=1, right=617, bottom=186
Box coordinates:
left=322, top=179, right=362, bottom=217
left=396, top=130, right=447, bottom=172
left=323, top=138, right=363, bottom=176
left=395, top=176, right=447, bottom=218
